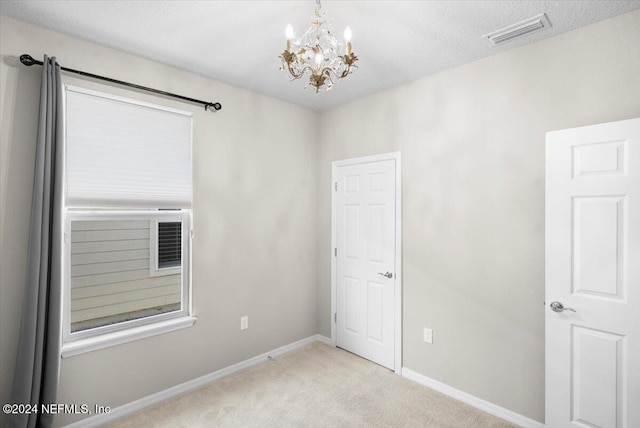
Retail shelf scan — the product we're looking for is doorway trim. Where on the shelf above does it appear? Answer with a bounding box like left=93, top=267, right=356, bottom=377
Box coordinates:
left=330, top=151, right=402, bottom=374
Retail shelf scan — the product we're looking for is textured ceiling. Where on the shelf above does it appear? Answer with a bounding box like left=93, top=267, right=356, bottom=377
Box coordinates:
left=1, top=1, right=639, bottom=110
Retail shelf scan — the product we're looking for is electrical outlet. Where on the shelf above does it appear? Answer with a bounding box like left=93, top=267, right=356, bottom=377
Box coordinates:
left=423, top=327, right=433, bottom=344
left=240, top=316, right=249, bottom=330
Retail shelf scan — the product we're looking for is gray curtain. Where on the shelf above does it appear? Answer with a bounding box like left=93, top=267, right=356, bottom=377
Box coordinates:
left=8, top=55, right=63, bottom=428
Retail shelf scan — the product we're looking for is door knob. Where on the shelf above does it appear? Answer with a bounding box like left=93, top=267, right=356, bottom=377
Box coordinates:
left=550, top=301, right=576, bottom=313
left=377, top=272, right=393, bottom=279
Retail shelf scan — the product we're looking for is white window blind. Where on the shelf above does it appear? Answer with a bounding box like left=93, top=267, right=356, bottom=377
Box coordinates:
left=65, top=86, right=193, bottom=209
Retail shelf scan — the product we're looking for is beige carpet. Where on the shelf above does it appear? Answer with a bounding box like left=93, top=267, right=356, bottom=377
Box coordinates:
left=107, top=343, right=515, bottom=428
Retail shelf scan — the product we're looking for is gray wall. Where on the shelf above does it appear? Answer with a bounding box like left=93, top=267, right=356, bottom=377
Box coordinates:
left=316, top=9, right=640, bottom=422
left=0, top=16, right=317, bottom=427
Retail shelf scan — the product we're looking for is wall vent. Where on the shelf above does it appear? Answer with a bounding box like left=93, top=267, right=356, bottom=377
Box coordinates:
left=483, top=13, right=551, bottom=46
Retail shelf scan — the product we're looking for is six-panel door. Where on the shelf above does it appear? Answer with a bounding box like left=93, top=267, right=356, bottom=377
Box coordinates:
left=546, top=118, right=639, bottom=428
left=336, top=159, right=396, bottom=370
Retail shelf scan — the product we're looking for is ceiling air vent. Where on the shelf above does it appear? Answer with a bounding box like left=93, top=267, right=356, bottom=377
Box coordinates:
left=483, top=13, right=551, bottom=46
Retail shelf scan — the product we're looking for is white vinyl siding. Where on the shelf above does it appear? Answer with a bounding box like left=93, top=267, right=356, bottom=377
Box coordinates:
left=70, top=220, right=180, bottom=329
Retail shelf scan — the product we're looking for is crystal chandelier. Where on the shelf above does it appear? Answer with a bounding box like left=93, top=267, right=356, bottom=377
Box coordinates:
left=279, top=0, right=358, bottom=92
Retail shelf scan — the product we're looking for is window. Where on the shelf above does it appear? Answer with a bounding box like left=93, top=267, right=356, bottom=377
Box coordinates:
left=62, top=86, right=195, bottom=356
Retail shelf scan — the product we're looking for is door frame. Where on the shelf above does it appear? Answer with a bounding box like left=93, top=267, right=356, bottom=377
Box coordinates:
left=330, top=151, right=402, bottom=374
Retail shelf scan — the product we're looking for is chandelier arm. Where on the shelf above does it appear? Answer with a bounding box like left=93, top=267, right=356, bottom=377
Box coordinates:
left=286, top=62, right=304, bottom=79
left=285, top=62, right=317, bottom=81
left=325, top=73, right=337, bottom=87
left=319, top=66, right=338, bottom=78
left=339, top=61, right=355, bottom=78
left=319, top=63, right=348, bottom=79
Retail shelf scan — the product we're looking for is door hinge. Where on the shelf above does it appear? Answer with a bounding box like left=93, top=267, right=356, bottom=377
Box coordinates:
left=334, top=182, right=337, bottom=191
left=334, top=247, right=337, bottom=257
left=334, top=313, right=337, bottom=323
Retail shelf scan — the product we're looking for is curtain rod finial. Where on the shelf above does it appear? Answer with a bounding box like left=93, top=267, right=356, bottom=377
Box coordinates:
left=20, top=54, right=38, bottom=66
left=205, top=102, right=222, bottom=112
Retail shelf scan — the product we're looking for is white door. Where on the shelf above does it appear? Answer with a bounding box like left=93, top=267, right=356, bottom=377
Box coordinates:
left=334, top=155, right=399, bottom=370
left=546, top=118, right=640, bottom=428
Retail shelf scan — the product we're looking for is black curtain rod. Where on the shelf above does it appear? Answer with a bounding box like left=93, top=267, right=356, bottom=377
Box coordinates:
left=20, top=54, right=222, bottom=112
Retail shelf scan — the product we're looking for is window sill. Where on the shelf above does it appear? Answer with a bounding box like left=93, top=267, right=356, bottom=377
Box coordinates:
left=61, top=316, right=197, bottom=358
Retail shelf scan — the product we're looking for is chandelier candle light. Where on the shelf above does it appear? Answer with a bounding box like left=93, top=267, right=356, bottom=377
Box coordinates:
left=280, top=0, right=358, bottom=92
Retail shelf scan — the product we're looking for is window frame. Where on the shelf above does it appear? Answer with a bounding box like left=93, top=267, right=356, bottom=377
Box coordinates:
left=61, top=209, right=194, bottom=357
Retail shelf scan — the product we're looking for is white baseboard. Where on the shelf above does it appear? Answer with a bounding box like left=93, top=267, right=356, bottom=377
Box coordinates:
left=64, top=334, right=331, bottom=427
left=401, top=368, right=545, bottom=428
left=315, top=334, right=331, bottom=346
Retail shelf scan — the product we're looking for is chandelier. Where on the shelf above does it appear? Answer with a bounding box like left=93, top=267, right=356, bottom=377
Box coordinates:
left=279, top=0, right=358, bottom=92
